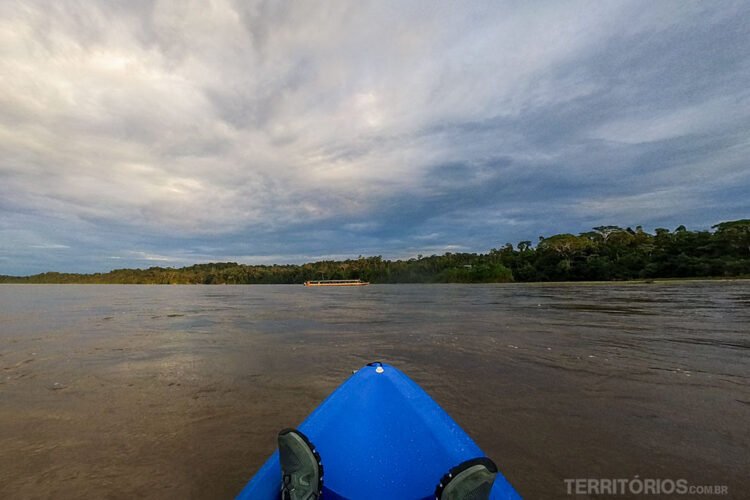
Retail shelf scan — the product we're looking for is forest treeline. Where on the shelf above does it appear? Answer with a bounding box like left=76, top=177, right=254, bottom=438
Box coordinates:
left=1, top=220, right=748, bottom=284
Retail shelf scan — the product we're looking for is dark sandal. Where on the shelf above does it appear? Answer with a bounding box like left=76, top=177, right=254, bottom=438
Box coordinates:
left=434, top=457, right=498, bottom=500
left=278, top=428, right=324, bottom=500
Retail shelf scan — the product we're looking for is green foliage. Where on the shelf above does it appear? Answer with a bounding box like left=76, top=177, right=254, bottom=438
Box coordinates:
left=1, top=219, right=749, bottom=284
left=435, top=263, right=513, bottom=283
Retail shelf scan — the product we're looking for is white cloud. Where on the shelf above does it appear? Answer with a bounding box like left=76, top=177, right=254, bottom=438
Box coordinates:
left=572, top=188, right=693, bottom=221
left=591, top=94, right=750, bottom=144
left=0, top=0, right=748, bottom=273
left=29, top=244, right=70, bottom=250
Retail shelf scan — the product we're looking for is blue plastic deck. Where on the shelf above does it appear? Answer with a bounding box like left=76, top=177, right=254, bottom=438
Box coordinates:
left=237, top=363, right=521, bottom=499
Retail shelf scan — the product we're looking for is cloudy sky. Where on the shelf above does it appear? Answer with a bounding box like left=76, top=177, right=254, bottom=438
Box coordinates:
left=1, top=1, right=749, bottom=275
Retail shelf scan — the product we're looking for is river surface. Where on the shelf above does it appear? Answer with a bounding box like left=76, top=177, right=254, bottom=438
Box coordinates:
left=0, top=283, right=748, bottom=499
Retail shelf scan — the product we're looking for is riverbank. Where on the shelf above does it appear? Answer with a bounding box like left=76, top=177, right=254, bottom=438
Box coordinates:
left=3, top=220, right=748, bottom=284
left=1, top=276, right=748, bottom=285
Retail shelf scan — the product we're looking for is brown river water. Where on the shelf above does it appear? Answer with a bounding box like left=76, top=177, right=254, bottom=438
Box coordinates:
left=0, top=282, right=748, bottom=499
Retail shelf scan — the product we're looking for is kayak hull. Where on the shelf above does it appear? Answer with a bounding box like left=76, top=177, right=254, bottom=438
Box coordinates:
left=237, top=363, right=520, bottom=499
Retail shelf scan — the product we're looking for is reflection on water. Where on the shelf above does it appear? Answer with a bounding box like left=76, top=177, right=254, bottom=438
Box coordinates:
left=1, top=282, right=749, bottom=498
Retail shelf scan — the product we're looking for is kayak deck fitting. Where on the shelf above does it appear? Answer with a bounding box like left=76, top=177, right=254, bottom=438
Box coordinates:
left=237, top=362, right=520, bottom=499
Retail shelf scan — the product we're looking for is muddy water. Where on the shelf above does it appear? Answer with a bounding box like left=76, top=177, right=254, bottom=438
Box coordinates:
left=0, top=283, right=748, bottom=499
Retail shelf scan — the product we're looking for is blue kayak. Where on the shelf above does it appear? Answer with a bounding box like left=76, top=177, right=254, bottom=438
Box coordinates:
left=237, top=362, right=521, bottom=499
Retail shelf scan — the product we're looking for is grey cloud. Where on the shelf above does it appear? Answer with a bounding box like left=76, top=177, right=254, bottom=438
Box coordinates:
left=1, top=1, right=749, bottom=274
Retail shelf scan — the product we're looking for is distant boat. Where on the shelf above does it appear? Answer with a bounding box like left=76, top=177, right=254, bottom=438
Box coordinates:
left=304, top=279, right=369, bottom=287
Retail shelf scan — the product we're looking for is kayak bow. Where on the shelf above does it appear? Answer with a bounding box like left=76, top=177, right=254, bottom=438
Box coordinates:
left=237, top=362, right=520, bottom=499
